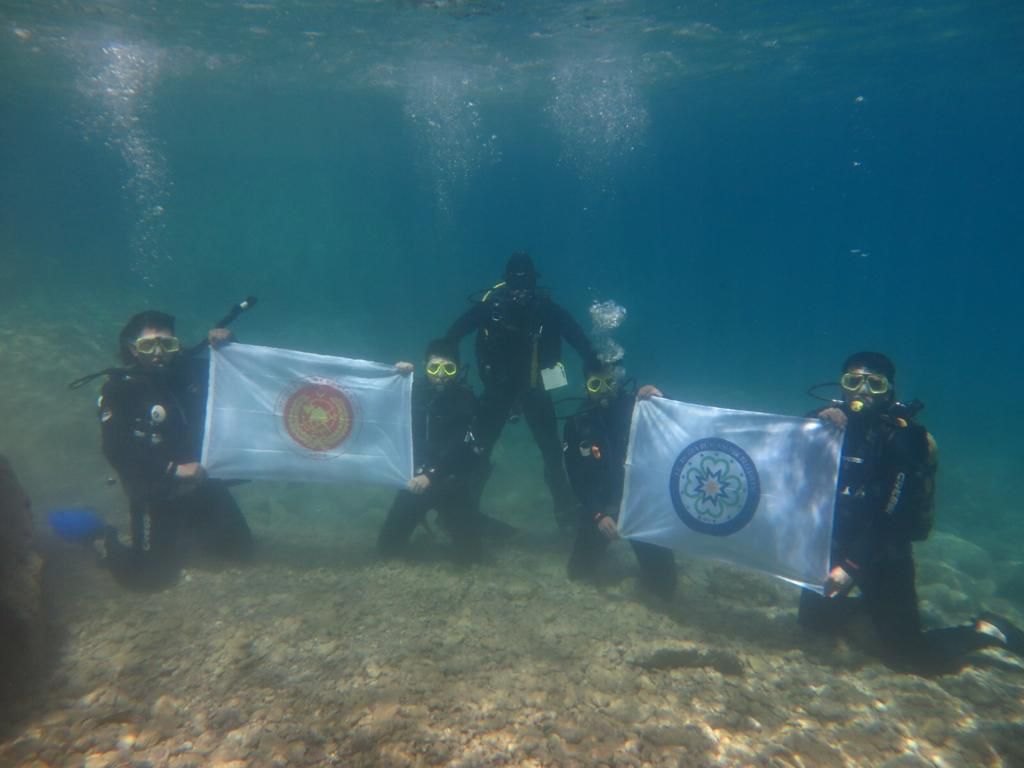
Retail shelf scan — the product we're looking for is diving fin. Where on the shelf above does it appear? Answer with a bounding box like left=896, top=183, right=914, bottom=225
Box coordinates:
left=978, top=611, right=1024, bottom=656
left=48, top=507, right=108, bottom=542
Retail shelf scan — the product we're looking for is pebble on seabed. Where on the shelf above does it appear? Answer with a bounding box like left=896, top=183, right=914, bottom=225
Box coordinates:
left=2, top=517, right=1023, bottom=766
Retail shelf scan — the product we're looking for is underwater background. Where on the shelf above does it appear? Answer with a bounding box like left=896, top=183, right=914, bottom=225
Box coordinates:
left=2, top=2, right=1024, bottom=766
left=4, top=0, right=1023, bottom=545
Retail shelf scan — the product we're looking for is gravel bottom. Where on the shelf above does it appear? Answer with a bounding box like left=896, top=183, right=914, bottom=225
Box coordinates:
left=2, top=501, right=1023, bottom=768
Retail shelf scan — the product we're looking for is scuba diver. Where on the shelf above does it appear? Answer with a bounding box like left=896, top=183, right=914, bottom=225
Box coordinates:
left=800, top=351, right=1024, bottom=674
left=445, top=252, right=601, bottom=531
left=92, top=310, right=253, bottom=590
left=563, top=363, right=677, bottom=600
left=377, top=338, right=487, bottom=564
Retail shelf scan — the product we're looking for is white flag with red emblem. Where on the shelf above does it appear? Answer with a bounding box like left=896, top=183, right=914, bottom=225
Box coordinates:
left=619, top=397, right=842, bottom=592
left=201, top=343, right=413, bottom=487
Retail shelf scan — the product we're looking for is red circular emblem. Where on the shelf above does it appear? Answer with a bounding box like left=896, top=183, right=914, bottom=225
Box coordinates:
left=282, top=381, right=354, bottom=452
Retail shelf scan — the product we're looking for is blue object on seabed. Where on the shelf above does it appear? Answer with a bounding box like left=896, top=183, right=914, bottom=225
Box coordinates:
left=48, top=507, right=106, bottom=541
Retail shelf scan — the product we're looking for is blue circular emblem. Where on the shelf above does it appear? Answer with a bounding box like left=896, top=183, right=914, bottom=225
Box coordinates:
left=669, top=438, right=760, bottom=536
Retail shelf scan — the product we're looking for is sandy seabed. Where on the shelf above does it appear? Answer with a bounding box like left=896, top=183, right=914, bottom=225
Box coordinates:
left=2, top=487, right=1023, bottom=768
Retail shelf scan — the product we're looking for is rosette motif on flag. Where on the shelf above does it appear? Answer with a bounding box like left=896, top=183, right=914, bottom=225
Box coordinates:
left=619, top=397, right=842, bottom=592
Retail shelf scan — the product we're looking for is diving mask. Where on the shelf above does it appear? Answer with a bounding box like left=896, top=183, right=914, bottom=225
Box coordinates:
left=426, top=361, right=458, bottom=377
left=840, top=372, right=890, bottom=395
left=586, top=376, right=617, bottom=394
left=134, top=336, right=181, bottom=356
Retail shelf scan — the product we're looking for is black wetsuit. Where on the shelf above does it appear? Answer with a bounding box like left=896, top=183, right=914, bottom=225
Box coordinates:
left=446, top=287, right=600, bottom=528
left=377, top=377, right=484, bottom=562
left=563, top=391, right=676, bottom=599
left=98, top=355, right=252, bottom=590
left=799, top=405, right=999, bottom=674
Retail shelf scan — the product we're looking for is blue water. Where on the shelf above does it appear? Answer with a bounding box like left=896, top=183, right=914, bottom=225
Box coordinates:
left=1, top=2, right=1022, bottom=537
left=4, top=5, right=1024, bottom=765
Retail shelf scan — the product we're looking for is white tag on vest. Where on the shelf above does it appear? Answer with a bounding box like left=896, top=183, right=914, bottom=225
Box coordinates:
left=540, top=362, right=568, bottom=391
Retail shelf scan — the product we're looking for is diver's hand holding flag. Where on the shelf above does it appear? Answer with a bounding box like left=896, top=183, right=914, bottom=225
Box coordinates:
left=619, top=397, right=842, bottom=592
left=201, top=343, right=413, bottom=487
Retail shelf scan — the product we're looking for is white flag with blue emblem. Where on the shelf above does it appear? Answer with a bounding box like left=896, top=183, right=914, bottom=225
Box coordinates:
left=619, top=397, right=842, bottom=592
left=201, top=343, right=413, bottom=488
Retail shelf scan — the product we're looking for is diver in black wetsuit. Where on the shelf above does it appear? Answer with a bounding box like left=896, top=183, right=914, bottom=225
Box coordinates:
left=96, top=310, right=252, bottom=590
left=563, top=364, right=677, bottom=600
left=445, top=253, right=601, bottom=530
left=377, top=338, right=486, bottom=564
left=800, top=351, right=1024, bottom=674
